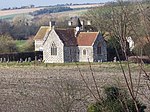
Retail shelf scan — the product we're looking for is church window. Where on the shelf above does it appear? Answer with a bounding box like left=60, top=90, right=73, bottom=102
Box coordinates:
left=51, top=42, right=57, bottom=55
left=83, top=49, right=86, bottom=55
left=97, top=42, right=101, bottom=54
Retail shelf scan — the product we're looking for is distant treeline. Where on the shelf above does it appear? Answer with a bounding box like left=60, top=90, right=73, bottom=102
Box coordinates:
left=31, top=6, right=73, bottom=16
left=1, top=5, right=35, bottom=11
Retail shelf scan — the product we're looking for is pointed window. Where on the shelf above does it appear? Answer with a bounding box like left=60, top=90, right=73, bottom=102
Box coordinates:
left=83, top=49, right=86, bottom=55
left=51, top=42, right=57, bottom=55
left=97, top=42, right=101, bottom=54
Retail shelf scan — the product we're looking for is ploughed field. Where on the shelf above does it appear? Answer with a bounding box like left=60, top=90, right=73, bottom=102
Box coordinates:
left=0, top=64, right=149, bottom=112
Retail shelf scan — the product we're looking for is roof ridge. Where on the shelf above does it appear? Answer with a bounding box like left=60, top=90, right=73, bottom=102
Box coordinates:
left=40, top=26, right=50, bottom=28
left=55, top=28, right=67, bottom=30
left=79, top=32, right=99, bottom=33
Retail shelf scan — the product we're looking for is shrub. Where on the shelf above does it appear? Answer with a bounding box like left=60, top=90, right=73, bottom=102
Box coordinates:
left=87, top=86, right=146, bottom=112
left=0, top=35, right=17, bottom=53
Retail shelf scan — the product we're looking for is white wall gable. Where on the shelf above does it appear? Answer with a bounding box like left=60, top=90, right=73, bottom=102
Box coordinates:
left=43, top=29, right=63, bottom=47
left=43, top=29, right=64, bottom=63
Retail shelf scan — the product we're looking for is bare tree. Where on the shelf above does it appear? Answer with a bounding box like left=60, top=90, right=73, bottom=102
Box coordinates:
left=83, top=0, right=150, bottom=111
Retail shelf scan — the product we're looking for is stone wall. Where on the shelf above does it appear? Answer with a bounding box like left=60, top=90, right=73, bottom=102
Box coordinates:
left=93, top=34, right=107, bottom=62
left=64, top=47, right=78, bottom=62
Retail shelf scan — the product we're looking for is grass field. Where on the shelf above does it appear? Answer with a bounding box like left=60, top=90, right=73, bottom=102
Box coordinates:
left=0, top=13, right=30, bottom=20
left=68, top=3, right=104, bottom=9
left=15, top=40, right=26, bottom=47
left=50, top=9, right=88, bottom=18
left=0, top=8, right=42, bottom=17
left=15, top=40, right=27, bottom=52
left=0, top=8, right=42, bottom=20
left=0, top=4, right=101, bottom=20
left=0, top=8, right=87, bottom=20
left=0, top=61, right=150, bottom=71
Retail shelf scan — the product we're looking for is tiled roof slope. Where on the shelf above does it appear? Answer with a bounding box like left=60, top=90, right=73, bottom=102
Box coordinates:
left=77, top=32, right=99, bottom=46
left=35, top=27, right=99, bottom=46
left=55, top=29, right=99, bottom=46
left=34, top=26, right=51, bottom=40
left=55, top=29, right=78, bottom=46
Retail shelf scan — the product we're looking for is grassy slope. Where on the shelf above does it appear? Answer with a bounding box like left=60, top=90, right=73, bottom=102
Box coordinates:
left=0, top=13, right=29, bottom=20
left=15, top=40, right=27, bottom=52
left=0, top=8, right=42, bottom=16
left=0, top=4, right=92, bottom=20
left=50, top=9, right=88, bottom=18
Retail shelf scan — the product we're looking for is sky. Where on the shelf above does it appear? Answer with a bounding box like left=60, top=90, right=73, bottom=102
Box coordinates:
left=0, top=0, right=112, bottom=9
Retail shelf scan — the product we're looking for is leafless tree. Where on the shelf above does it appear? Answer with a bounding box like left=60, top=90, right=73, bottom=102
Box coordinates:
left=83, top=0, right=150, bottom=111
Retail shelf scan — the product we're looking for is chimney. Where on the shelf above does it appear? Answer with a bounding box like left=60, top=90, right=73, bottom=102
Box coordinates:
left=75, top=26, right=80, bottom=37
left=87, top=20, right=91, bottom=25
left=68, top=21, right=72, bottom=26
left=80, top=20, right=84, bottom=30
left=75, top=18, right=82, bottom=37
left=80, top=20, right=84, bottom=26
left=49, top=21, right=56, bottom=28
left=77, top=18, right=82, bottom=27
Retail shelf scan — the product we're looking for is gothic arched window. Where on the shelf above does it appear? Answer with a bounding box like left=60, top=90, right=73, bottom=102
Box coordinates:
left=83, top=49, right=86, bottom=55
left=51, top=42, right=57, bottom=55
left=97, top=42, right=101, bottom=54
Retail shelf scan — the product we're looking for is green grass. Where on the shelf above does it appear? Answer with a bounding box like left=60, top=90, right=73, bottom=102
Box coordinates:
left=15, top=40, right=27, bottom=52
left=0, top=61, right=149, bottom=72
left=0, top=61, right=99, bottom=67
left=0, top=13, right=29, bottom=20
left=15, top=40, right=26, bottom=46
left=0, top=14, right=16, bottom=20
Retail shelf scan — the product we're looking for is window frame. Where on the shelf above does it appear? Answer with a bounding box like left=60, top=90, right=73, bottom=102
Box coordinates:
left=97, top=42, right=101, bottom=55
left=83, top=49, right=87, bottom=55
left=51, top=42, right=57, bottom=56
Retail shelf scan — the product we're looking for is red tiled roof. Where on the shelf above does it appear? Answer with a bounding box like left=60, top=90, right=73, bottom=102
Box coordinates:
left=34, top=26, right=51, bottom=40
left=77, top=32, right=99, bottom=46
left=37, top=27, right=99, bottom=46
left=55, top=29, right=99, bottom=46
left=55, top=29, right=78, bottom=46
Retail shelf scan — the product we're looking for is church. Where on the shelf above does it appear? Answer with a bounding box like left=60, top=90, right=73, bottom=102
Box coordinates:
left=34, top=19, right=107, bottom=63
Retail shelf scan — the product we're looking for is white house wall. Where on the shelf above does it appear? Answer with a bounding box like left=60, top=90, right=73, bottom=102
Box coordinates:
left=35, top=40, right=43, bottom=51
left=78, top=46, right=93, bottom=62
left=43, top=30, right=64, bottom=63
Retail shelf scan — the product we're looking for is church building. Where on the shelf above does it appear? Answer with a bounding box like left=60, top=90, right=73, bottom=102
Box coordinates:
left=34, top=19, right=107, bottom=63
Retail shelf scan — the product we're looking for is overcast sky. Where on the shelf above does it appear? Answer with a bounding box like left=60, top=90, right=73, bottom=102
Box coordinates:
left=0, top=0, right=113, bottom=9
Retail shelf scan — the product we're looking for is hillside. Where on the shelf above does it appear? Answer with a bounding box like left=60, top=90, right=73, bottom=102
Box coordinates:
left=68, top=3, right=104, bottom=9
left=0, top=4, right=103, bottom=20
left=0, top=8, right=42, bottom=17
